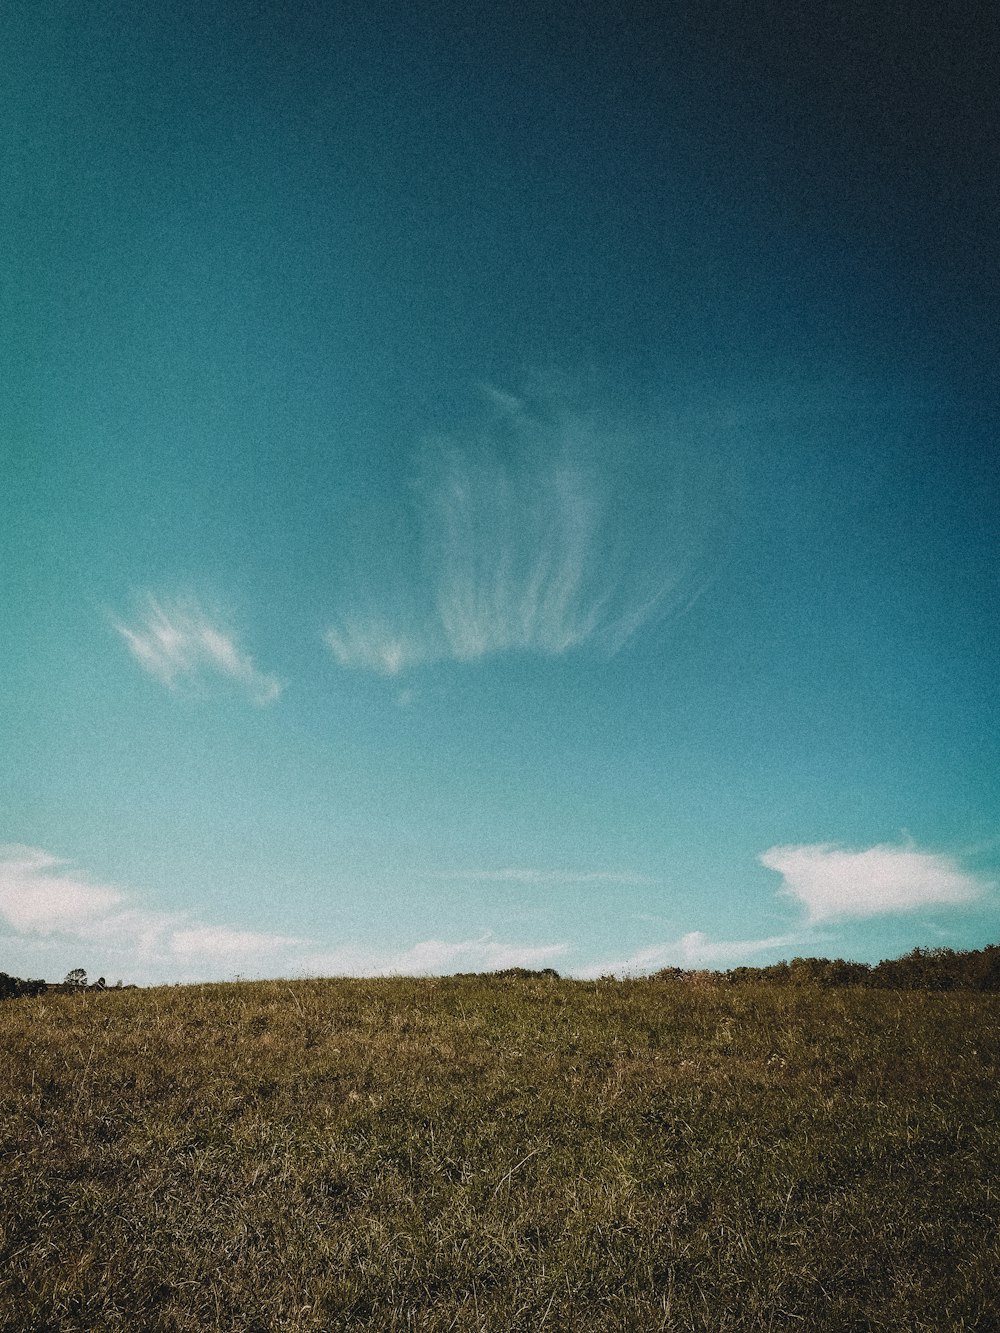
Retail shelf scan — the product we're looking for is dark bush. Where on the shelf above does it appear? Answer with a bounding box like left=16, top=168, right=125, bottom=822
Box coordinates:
left=0, top=972, right=48, bottom=1000
left=718, top=944, right=1000, bottom=991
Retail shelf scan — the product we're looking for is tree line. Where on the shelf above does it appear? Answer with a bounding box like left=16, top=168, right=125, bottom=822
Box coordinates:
left=659, top=943, right=1000, bottom=990
left=2, top=945, right=1000, bottom=998
left=0, top=969, right=120, bottom=1000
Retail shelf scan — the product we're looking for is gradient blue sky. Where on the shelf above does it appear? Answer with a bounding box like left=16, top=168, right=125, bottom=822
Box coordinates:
left=3, top=1, right=998, bottom=983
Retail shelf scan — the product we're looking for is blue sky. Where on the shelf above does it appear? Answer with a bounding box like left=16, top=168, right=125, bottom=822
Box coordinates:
left=3, top=1, right=998, bottom=983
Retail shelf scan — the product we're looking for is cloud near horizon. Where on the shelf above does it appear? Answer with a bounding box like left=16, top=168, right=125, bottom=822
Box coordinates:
left=0, top=846, right=568, bottom=984
left=578, top=839, right=992, bottom=977
left=580, top=930, right=799, bottom=978
left=760, top=841, right=991, bottom=922
left=324, top=388, right=714, bottom=674
left=113, top=595, right=283, bottom=705
left=296, top=936, right=569, bottom=978
left=0, top=846, right=303, bottom=978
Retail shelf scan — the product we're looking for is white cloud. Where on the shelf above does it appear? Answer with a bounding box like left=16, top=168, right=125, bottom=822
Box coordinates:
left=580, top=930, right=798, bottom=979
left=0, top=846, right=302, bottom=978
left=324, top=616, right=425, bottom=676
left=299, top=935, right=570, bottom=977
left=169, top=924, right=304, bottom=961
left=0, top=846, right=126, bottom=931
left=114, top=595, right=283, bottom=705
left=0, top=846, right=567, bottom=983
left=427, top=447, right=610, bottom=661
left=760, top=842, right=990, bottom=922
left=323, top=387, right=714, bottom=674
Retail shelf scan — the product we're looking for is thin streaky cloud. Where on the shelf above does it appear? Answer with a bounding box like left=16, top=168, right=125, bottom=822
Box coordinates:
left=324, top=616, right=425, bottom=676
left=323, top=386, right=714, bottom=675
left=760, top=841, right=991, bottom=922
left=113, top=595, right=283, bottom=705
left=427, top=446, right=608, bottom=661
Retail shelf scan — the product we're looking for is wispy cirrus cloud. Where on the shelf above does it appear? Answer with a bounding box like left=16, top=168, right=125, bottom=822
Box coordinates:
left=760, top=842, right=991, bottom=922
left=0, top=846, right=568, bottom=984
left=323, top=615, right=425, bottom=677
left=324, top=386, right=716, bottom=675
left=113, top=595, right=283, bottom=705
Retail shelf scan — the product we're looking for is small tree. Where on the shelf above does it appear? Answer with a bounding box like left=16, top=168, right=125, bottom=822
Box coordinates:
left=64, top=968, right=87, bottom=989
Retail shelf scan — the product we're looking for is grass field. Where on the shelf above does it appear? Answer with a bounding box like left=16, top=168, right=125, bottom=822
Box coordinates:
left=2, top=974, right=998, bottom=1330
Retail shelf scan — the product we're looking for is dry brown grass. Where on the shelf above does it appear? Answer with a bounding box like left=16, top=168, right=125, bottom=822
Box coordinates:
left=1, top=974, right=998, bottom=1330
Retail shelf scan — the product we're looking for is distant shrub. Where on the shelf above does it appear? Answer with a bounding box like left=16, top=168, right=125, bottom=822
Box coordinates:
left=717, top=944, right=1000, bottom=991
left=0, top=972, right=48, bottom=1000
left=490, top=967, right=561, bottom=980
left=868, top=946, right=1000, bottom=991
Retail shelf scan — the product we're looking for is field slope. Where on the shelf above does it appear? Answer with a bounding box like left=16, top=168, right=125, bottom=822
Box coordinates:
left=2, top=975, right=998, bottom=1330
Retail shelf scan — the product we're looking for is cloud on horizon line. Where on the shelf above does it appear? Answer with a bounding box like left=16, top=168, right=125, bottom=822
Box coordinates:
left=0, top=846, right=302, bottom=975
left=113, top=595, right=283, bottom=706
left=298, top=935, right=569, bottom=978
left=324, top=387, right=715, bottom=675
left=579, top=930, right=800, bottom=979
left=0, top=846, right=568, bottom=984
left=760, top=841, right=992, bottom=922
left=577, top=838, right=993, bottom=978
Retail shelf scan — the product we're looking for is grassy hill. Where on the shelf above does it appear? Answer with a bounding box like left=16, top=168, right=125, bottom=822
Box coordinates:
left=2, top=973, right=998, bottom=1330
